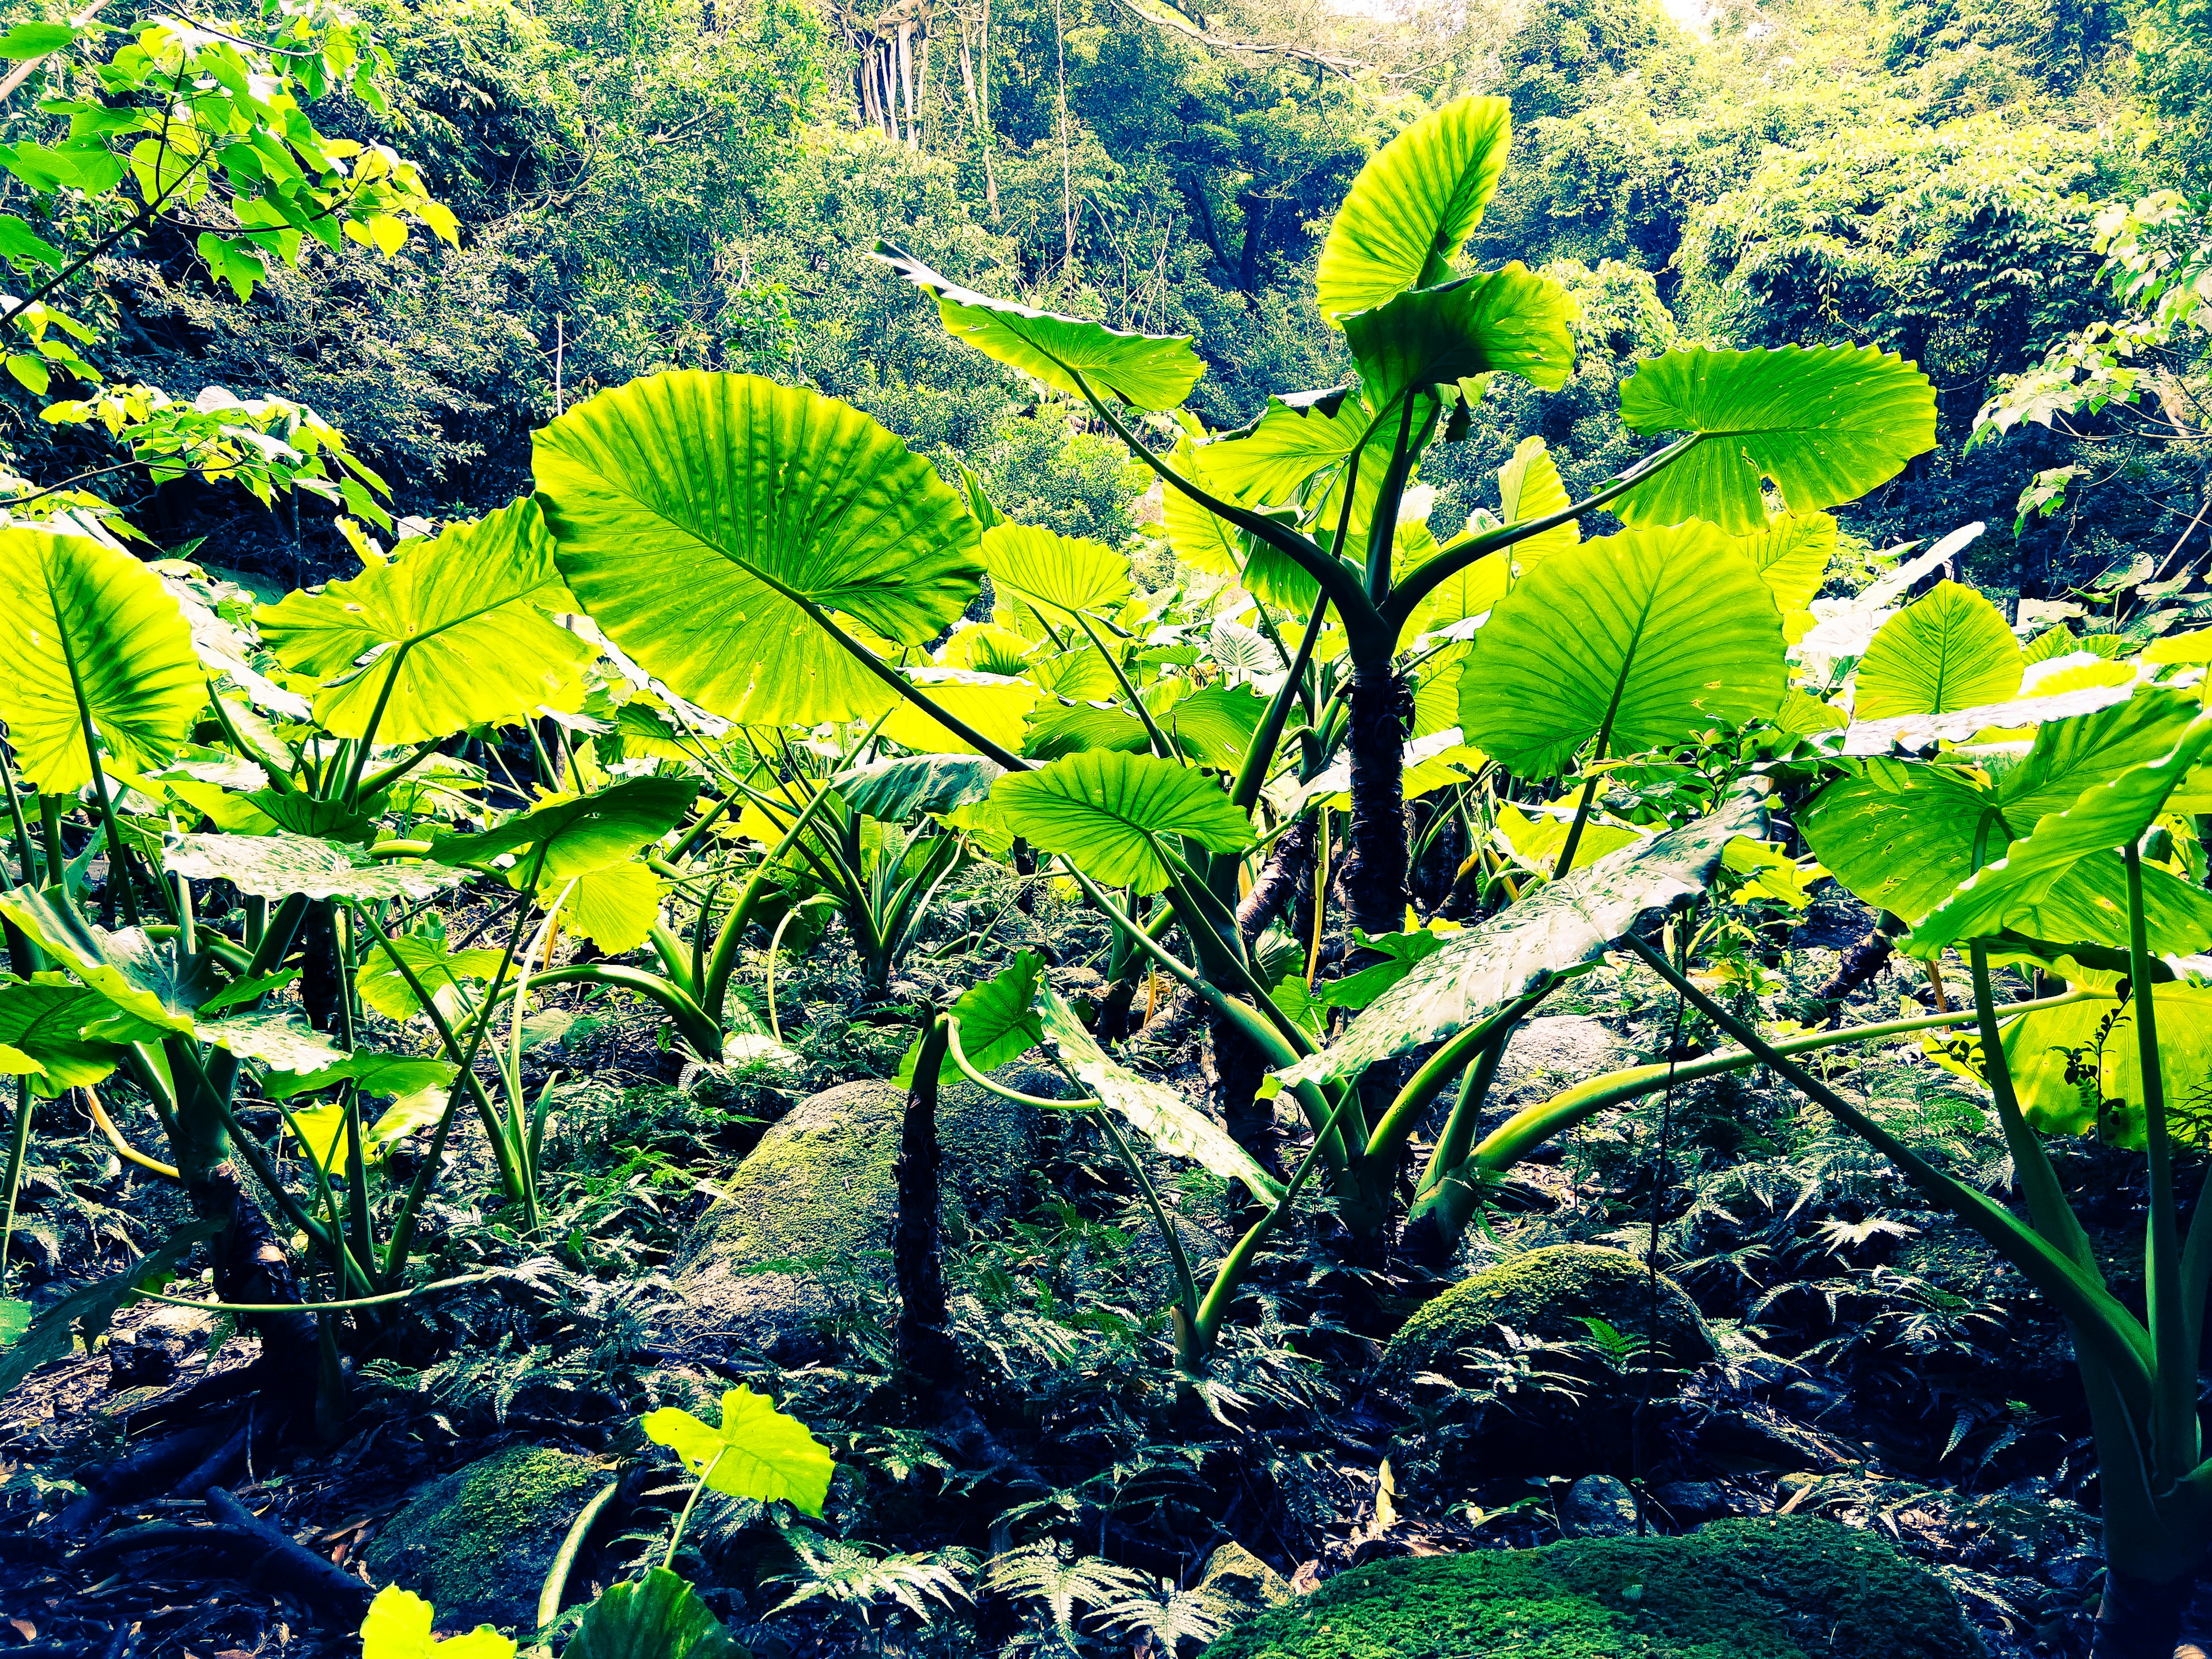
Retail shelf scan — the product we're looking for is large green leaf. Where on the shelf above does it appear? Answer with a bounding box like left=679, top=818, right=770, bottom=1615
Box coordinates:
left=1165, top=682, right=1270, bottom=772
left=1457, top=524, right=1786, bottom=779
left=535, top=370, right=983, bottom=726
left=0, top=527, right=200, bottom=792
left=1614, top=346, right=1938, bottom=535
left=901, top=948, right=1049, bottom=1088
left=641, top=1385, right=834, bottom=1515
left=0, top=888, right=206, bottom=1037
left=258, top=498, right=593, bottom=744
left=880, top=670, right=1041, bottom=759
left=1728, top=512, right=1834, bottom=622
left=429, top=778, right=696, bottom=881
left=0, top=979, right=124, bottom=1096
left=1344, top=266, right=1575, bottom=415
left=1910, top=713, right=2212, bottom=954
left=1994, top=686, right=2200, bottom=823
left=164, top=831, right=467, bottom=902
left=1315, top=94, right=1513, bottom=321
left=1197, top=391, right=1363, bottom=507
left=1928, top=990, right=2212, bottom=1147
left=990, top=751, right=1254, bottom=893
left=1853, top=581, right=2022, bottom=719
left=1272, top=787, right=1765, bottom=1094
left=1495, top=435, right=1578, bottom=568
left=1037, top=988, right=1282, bottom=1200
left=1798, top=760, right=2003, bottom=927
left=563, top=1570, right=734, bottom=1659
left=831, top=754, right=1005, bottom=823
left=355, top=933, right=509, bottom=1022
left=873, top=243, right=1203, bottom=410
left=982, top=522, right=1133, bottom=622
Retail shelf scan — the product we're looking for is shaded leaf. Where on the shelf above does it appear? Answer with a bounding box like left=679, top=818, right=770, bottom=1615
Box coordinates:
left=163, top=831, right=466, bottom=902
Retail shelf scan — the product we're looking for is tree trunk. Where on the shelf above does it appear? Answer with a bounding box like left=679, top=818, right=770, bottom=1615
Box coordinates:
left=2094, top=1563, right=2197, bottom=1659
left=1339, top=657, right=1410, bottom=942
left=893, top=1026, right=963, bottom=1407
left=301, top=900, right=340, bottom=1031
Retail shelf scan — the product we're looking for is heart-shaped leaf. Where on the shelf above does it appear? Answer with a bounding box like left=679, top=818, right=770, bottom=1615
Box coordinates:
left=990, top=751, right=1254, bottom=893
left=640, top=1385, right=834, bottom=1516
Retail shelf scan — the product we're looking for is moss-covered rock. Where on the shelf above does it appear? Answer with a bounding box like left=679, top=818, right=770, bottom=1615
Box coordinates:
left=1386, top=1245, right=1716, bottom=1376
left=1199, top=1516, right=1982, bottom=1659
left=362, top=1444, right=606, bottom=1632
left=663, top=1064, right=1054, bottom=1361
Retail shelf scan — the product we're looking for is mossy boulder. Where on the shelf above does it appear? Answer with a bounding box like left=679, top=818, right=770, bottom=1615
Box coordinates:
left=362, top=1444, right=605, bottom=1632
left=1386, top=1245, right=1717, bottom=1377
left=1199, top=1516, right=1983, bottom=1659
left=665, top=1065, right=1054, bottom=1361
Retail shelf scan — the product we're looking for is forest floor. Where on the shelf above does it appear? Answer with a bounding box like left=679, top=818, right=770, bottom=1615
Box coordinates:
left=0, top=881, right=2131, bottom=1658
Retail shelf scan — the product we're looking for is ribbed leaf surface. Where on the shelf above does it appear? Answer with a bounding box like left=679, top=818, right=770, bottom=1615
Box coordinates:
left=1853, top=581, right=2022, bottom=718
left=991, top=750, right=1253, bottom=893
left=0, top=528, right=199, bottom=791
left=535, top=371, right=983, bottom=726
left=1315, top=95, right=1513, bottom=321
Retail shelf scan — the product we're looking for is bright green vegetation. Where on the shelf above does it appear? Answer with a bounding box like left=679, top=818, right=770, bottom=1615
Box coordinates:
left=1198, top=1517, right=1984, bottom=1659
left=0, top=1, right=2209, bottom=1656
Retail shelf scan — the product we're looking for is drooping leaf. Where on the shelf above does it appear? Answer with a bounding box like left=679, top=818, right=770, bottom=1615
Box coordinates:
left=560, top=861, right=662, bottom=955
left=1909, top=713, right=2212, bottom=955
left=1311, top=927, right=1452, bottom=1010
left=902, top=949, right=1048, bottom=1086
left=1036, top=989, right=1283, bottom=1200
left=1271, top=787, right=1764, bottom=1094
left=1457, top=525, right=1786, bottom=779
left=163, top=831, right=467, bottom=903
left=873, top=243, right=1205, bottom=410
left=429, top=778, right=696, bottom=882
left=1614, top=346, right=1938, bottom=535
left=0, top=527, right=200, bottom=792
left=1159, top=435, right=1247, bottom=574
left=1345, top=266, right=1575, bottom=416
left=258, top=499, right=593, bottom=743
left=563, top=1569, right=735, bottom=1659
left=640, top=1385, right=835, bottom=1516
left=831, top=755, right=1005, bottom=824
left=1994, top=686, right=2201, bottom=824
left=1827, top=681, right=2144, bottom=758
left=0, top=1220, right=219, bottom=1399
left=0, top=889, right=206, bottom=1038
left=0, top=979, right=122, bottom=1096
left=990, top=751, right=1255, bottom=894
left=358, top=1586, right=516, bottom=1659
left=1195, top=392, right=1363, bottom=510
left=536, top=370, right=983, bottom=726
left=982, top=522, right=1134, bottom=622
left=1798, top=760, right=2004, bottom=927
left=1315, top=94, right=1514, bottom=321
left=263, top=1052, right=456, bottom=1103
left=1853, top=582, right=2022, bottom=719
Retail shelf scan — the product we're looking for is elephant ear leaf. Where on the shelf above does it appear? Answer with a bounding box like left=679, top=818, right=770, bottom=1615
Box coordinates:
left=1345, top=266, right=1575, bottom=416
left=873, top=242, right=1204, bottom=410
left=1457, top=524, right=1786, bottom=780
left=562, top=1569, right=734, bottom=1659
left=1853, top=581, right=2022, bottom=719
left=990, top=751, right=1255, bottom=894
left=1272, top=786, right=1766, bottom=1096
left=0, top=527, right=200, bottom=793
left=1316, top=94, right=1514, bottom=321
left=899, top=948, right=1050, bottom=1087
left=258, top=497, right=593, bottom=743
left=534, top=370, right=984, bottom=727
left=429, top=777, right=696, bottom=881
left=359, top=1588, right=515, bottom=1659
left=1037, top=988, right=1283, bottom=1202
left=831, top=754, right=1005, bottom=824
left=1908, top=712, right=2212, bottom=956
left=982, top=522, right=1134, bottom=623
left=641, top=1384, right=835, bottom=1515
left=1613, top=345, right=1937, bottom=535
left=164, top=830, right=467, bottom=902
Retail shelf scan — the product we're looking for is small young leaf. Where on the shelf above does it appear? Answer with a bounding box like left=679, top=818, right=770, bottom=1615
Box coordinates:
left=359, top=1585, right=516, bottom=1659
left=641, top=1386, right=834, bottom=1517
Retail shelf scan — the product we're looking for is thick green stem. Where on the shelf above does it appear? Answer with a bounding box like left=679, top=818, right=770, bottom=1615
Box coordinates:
left=2128, top=843, right=2196, bottom=1486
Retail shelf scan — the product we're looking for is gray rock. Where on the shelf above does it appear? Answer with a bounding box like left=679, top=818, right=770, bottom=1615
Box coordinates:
left=1560, top=1473, right=1639, bottom=1538
left=1198, top=1540, right=1292, bottom=1615
left=1650, top=1480, right=1731, bottom=1522
left=1490, top=1017, right=1638, bottom=1113
left=362, top=1445, right=607, bottom=1631
left=108, top=1305, right=217, bottom=1387
left=667, top=1063, right=1059, bottom=1361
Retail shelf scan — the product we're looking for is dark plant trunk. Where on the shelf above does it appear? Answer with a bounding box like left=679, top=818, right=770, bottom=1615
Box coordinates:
left=893, top=1029, right=963, bottom=1408
left=195, top=1164, right=318, bottom=1393
left=1340, top=657, right=1411, bottom=945
left=2093, top=1563, right=2198, bottom=1659
left=300, top=900, right=340, bottom=1031
left=1812, top=923, right=1894, bottom=1010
